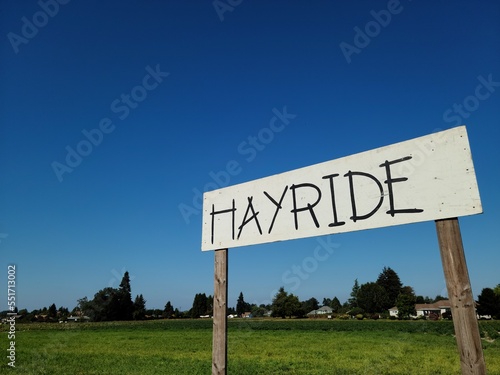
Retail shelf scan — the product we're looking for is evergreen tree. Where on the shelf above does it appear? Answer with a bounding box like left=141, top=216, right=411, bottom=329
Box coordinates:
left=416, top=295, right=433, bottom=304
left=376, top=267, right=402, bottom=310
left=302, top=297, right=319, bottom=313
left=118, top=272, right=134, bottom=320
left=331, top=297, right=342, bottom=313
left=477, top=288, right=500, bottom=319
left=164, top=301, right=175, bottom=318
left=348, top=279, right=360, bottom=308
left=191, top=293, right=208, bottom=318
left=48, top=303, right=57, bottom=319
left=286, top=294, right=304, bottom=318
left=322, top=298, right=332, bottom=307
left=58, top=306, right=69, bottom=318
left=206, top=294, right=214, bottom=316
left=133, top=294, right=146, bottom=320
left=236, top=292, right=247, bottom=317
left=434, top=295, right=447, bottom=302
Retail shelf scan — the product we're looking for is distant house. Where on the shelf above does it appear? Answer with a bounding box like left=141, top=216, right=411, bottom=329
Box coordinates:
left=66, top=315, right=90, bottom=322
left=242, top=312, right=252, bottom=318
left=388, top=307, right=399, bottom=318
left=389, top=300, right=452, bottom=319
left=307, top=306, right=334, bottom=318
left=415, top=300, right=451, bottom=319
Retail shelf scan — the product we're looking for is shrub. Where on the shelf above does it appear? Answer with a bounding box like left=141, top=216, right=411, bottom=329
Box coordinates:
left=442, top=311, right=452, bottom=320
left=355, top=314, right=364, bottom=320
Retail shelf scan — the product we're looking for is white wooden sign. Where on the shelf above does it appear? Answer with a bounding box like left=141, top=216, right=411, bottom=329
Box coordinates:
left=202, top=126, right=482, bottom=251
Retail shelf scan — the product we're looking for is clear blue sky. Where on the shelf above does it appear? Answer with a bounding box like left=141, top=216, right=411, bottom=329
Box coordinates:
left=1, top=1, right=499, bottom=312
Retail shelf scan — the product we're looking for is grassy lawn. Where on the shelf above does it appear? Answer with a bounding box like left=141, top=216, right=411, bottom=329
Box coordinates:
left=1, top=319, right=499, bottom=374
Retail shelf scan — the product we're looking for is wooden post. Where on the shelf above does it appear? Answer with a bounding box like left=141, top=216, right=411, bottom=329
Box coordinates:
left=212, top=249, right=228, bottom=375
left=435, top=218, right=486, bottom=375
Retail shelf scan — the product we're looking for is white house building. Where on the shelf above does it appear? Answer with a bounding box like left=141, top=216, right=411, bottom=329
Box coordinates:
left=389, top=300, right=452, bottom=319
left=307, top=305, right=334, bottom=318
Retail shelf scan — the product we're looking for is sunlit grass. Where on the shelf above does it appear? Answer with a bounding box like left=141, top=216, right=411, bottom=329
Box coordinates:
left=2, top=319, right=499, bottom=374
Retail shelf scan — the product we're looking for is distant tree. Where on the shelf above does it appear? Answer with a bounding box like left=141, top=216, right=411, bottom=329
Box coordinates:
left=206, top=294, right=214, bottom=316
left=416, top=295, right=433, bottom=304
left=133, top=294, right=146, bottom=320
left=288, top=295, right=304, bottom=318
left=396, top=287, right=417, bottom=319
left=76, top=297, right=91, bottom=317
left=164, top=301, right=175, bottom=318
left=271, top=287, right=303, bottom=318
left=433, top=295, right=447, bottom=303
left=331, top=297, right=342, bottom=313
left=302, top=297, right=319, bottom=314
left=271, top=287, right=289, bottom=318
left=376, top=267, right=402, bottom=310
left=477, top=288, right=500, bottom=319
left=18, top=308, right=28, bottom=316
left=251, top=305, right=266, bottom=318
left=348, top=279, right=360, bottom=308
left=191, top=293, right=209, bottom=318
left=322, top=298, right=332, bottom=307
left=58, top=306, right=69, bottom=318
left=357, top=282, right=390, bottom=314
left=236, top=292, right=250, bottom=316
left=117, top=272, right=134, bottom=320
left=48, top=303, right=57, bottom=319
left=87, top=287, right=118, bottom=321
left=493, top=284, right=500, bottom=297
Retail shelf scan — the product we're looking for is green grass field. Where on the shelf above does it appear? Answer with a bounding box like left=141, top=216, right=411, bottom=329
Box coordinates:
left=2, top=319, right=499, bottom=374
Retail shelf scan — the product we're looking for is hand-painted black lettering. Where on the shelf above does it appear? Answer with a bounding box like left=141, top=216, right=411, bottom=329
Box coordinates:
left=237, top=197, right=262, bottom=239
left=322, top=174, right=346, bottom=227
left=290, top=183, right=321, bottom=230
left=345, top=171, right=383, bottom=222
left=380, top=157, right=424, bottom=217
left=263, top=186, right=289, bottom=234
left=210, top=200, right=236, bottom=244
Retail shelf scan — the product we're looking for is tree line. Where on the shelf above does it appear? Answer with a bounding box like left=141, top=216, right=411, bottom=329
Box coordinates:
left=3, top=268, right=499, bottom=322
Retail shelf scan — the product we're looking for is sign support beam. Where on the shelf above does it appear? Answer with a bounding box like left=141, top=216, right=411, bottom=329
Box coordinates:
left=436, top=218, right=486, bottom=375
left=212, top=248, right=228, bottom=375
